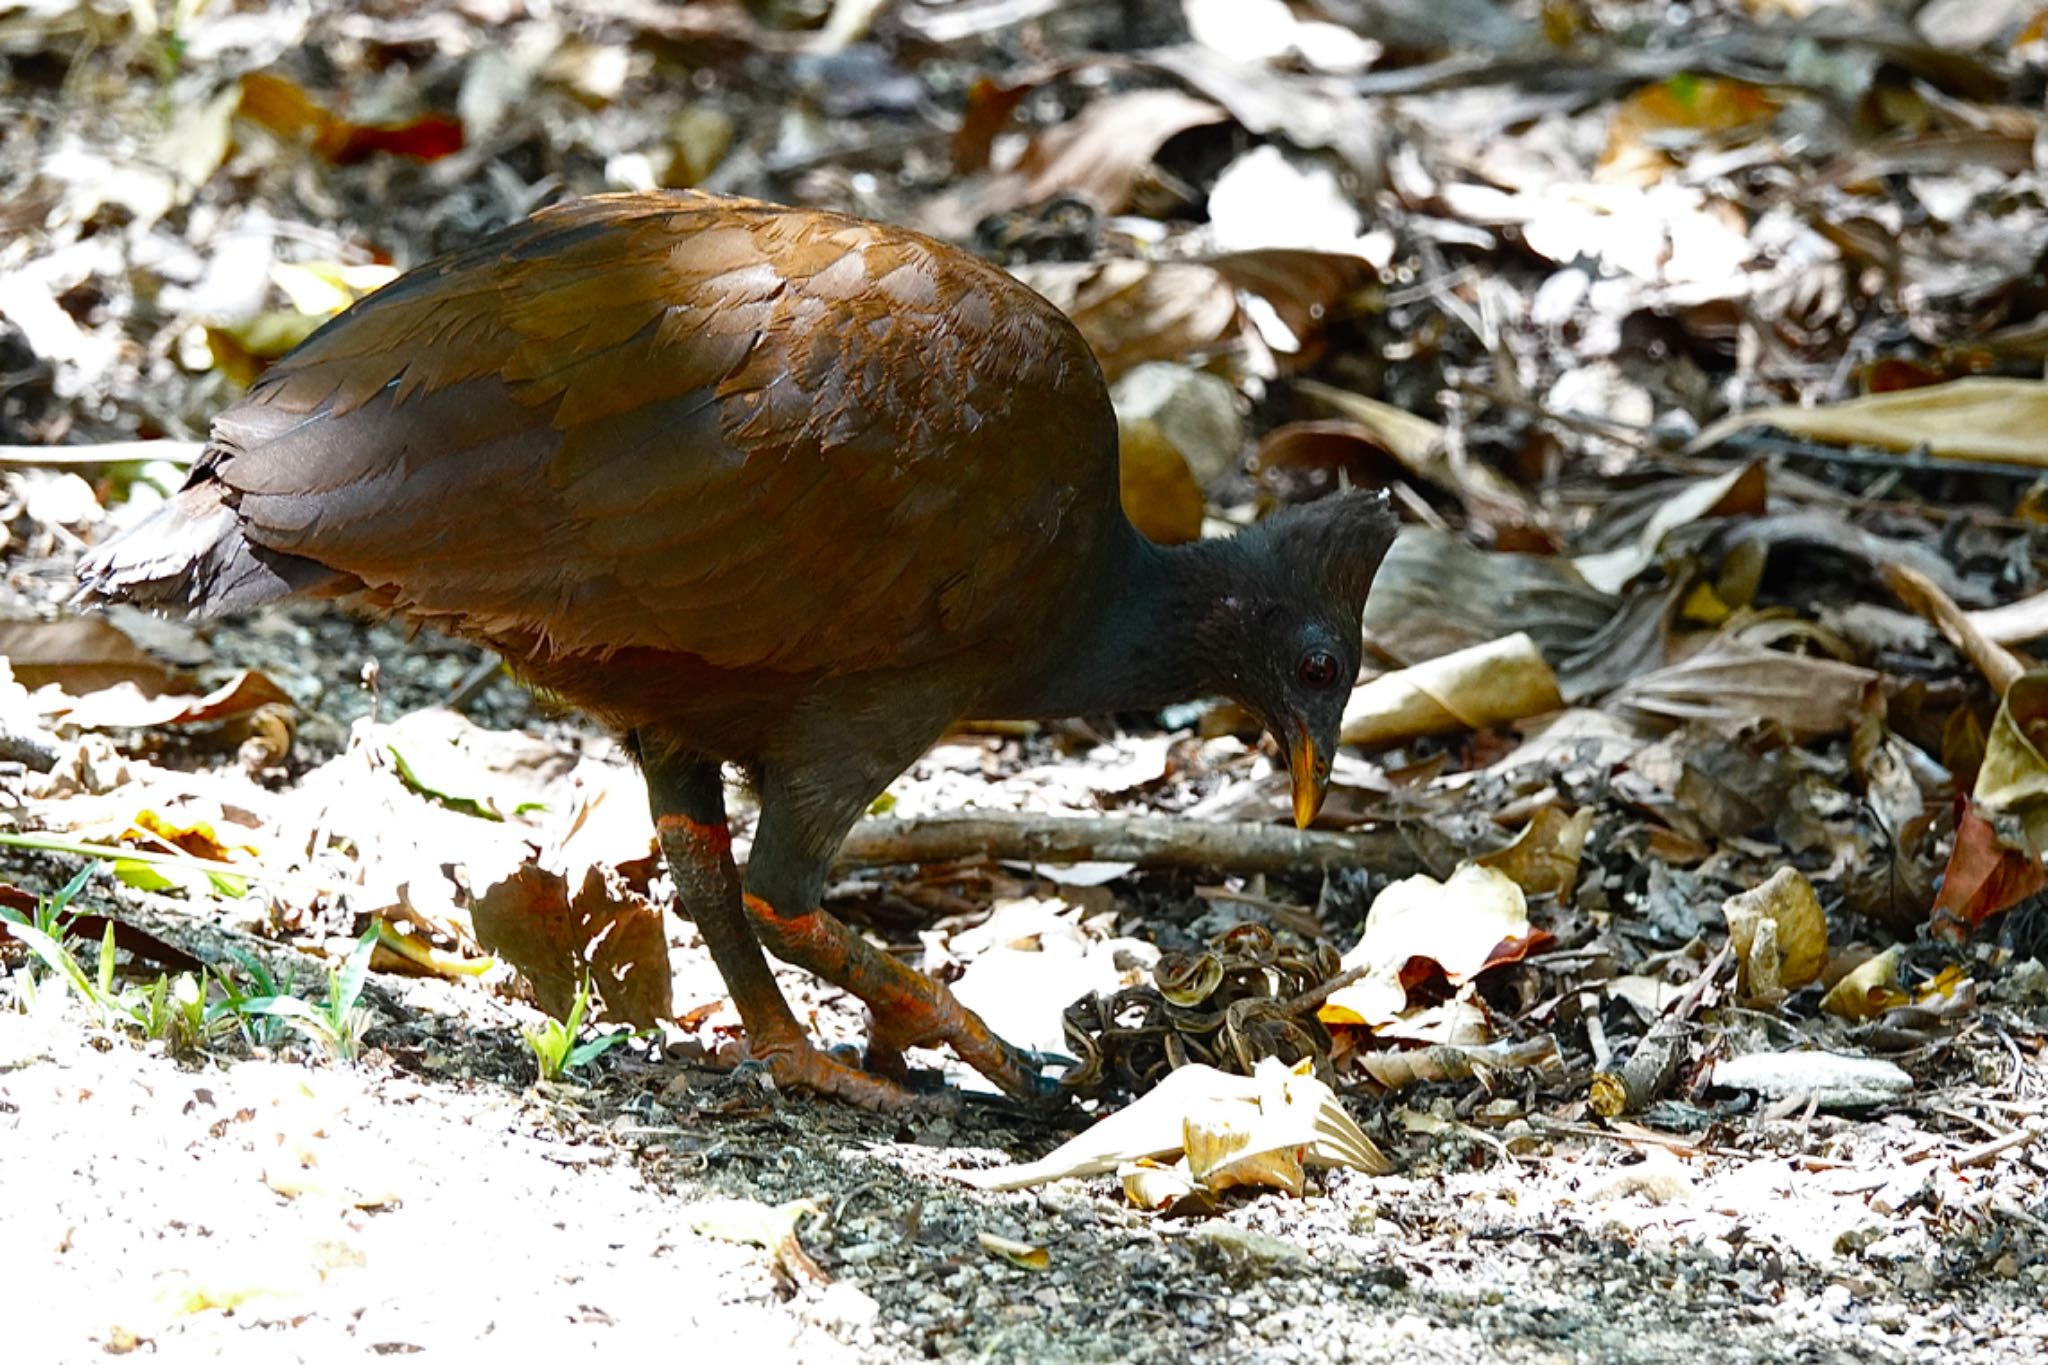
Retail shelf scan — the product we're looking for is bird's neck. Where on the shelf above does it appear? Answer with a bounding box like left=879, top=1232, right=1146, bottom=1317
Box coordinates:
left=984, top=522, right=1243, bottom=719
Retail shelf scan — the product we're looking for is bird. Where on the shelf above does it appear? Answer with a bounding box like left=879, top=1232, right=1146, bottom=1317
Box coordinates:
left=77, top=190, right=1398, bottom=1110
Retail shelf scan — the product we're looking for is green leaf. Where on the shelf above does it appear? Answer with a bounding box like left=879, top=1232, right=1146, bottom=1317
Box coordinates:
left=385, top=742, right=503, bottom=821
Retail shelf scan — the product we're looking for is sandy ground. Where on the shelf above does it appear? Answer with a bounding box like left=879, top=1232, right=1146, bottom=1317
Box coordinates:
left=4, top=953, right=2044, bottom=1365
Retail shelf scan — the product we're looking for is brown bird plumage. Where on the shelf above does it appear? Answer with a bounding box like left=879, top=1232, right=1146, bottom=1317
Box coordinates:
left=80, top=191, right=1397, bottom=1109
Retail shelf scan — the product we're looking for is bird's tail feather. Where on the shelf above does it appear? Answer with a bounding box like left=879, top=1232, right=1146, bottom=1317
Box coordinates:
left=75, top=481, right=338, bottom=615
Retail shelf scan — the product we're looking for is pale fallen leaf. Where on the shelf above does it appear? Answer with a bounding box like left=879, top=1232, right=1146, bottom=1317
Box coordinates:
left=1013, top=260, right=1240, bottom=381
left=1692, top=378, right=2048, bottom=466
left=929, top=88, right=1229, bottom=231
left=691, top=1197, right=829, bottom=1285
left=951, top=1057, right=1388, bottom=1191
left=1723, top=867, right=1829, bottom=1000
left=1341, top=632, right=1562, bottom=748
left=1118, top=1158, right=1211, bottom=1214
left=1182, top=1103, right=1305, bottom=1197
left=1320, top=863, right=1537, bottom=1028
left=51, top=670, right=292, bottom=731
left=976, top=1231, right=1050, bottom=1270
left=0, top=616, right=177, bottom=695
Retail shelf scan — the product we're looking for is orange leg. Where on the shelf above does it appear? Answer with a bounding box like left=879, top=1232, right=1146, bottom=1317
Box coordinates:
left=743, top=891, right=1066, bottom=1111
left=646, top=756, right=921, bottom=1111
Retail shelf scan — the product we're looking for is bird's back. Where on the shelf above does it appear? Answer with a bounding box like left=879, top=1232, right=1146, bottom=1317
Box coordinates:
left=81, top=192, right=1121, bottom=704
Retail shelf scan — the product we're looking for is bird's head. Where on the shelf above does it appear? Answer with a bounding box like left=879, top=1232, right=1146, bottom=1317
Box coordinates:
left=1211, top=488, right=1399, bottom=828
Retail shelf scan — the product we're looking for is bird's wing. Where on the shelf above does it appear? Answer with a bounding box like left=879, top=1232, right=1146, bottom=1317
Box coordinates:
left=206, top=192, right=1116, bottom=673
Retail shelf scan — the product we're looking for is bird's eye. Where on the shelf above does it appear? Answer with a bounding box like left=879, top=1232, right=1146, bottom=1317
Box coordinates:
left=1297, top=650, right=1341, bottom=690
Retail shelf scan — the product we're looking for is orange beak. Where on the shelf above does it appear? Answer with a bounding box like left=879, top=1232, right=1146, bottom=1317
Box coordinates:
left=1288, top=726, right=1327, bottom=830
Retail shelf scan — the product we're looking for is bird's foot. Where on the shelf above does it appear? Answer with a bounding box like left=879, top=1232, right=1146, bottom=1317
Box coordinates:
left=746, top=1038, right=949, bottom=1113
left=867, top=1006, right=1069, bottom=1117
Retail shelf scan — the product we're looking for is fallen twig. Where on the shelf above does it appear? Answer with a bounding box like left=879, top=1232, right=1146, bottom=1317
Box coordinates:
left=835, top=813, right=1419, bottom=877
left=1589, top=943, right=1731, bottom=1118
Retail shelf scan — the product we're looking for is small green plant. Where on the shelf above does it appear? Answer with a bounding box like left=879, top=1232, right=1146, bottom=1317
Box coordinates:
left=3, top=867, right=123, bottom=1023
left=209, top=948, right=298, bottom=1049
left=233, top=925, right=379, bottom=1061
left=3, top=869, right=225, bottom=1050
left=524, top=977, right=634, bottom=1082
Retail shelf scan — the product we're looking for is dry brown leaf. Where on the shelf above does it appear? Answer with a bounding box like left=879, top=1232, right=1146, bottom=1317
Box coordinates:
left=51, top=670, right=292, bottom=730
left=470, top=862, right=671, bottom=1028
left=1208, top=249, right=1377, bottom=356
left=1607, top=641, right=1877, bottom=742
left=932, top=88, right=1229, bottom=230
left=1012, top=260, right=1240, bottom=381
left=1475, top=806, right=1594, bottom=901
left=1599, top=75, right=1778, bottom=185
left=0, top=616, right=177, bottom=695
left=1341, top=632, right=1563, bottom=748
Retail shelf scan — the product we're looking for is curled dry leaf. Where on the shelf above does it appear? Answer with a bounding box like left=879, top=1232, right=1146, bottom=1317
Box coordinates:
left=1118, top=1158, right=1214, bottom=1215
left=1691, top=377, right=2048, bottom=466
left=1182, top=1103, right=1305, bottom=1197
left=49, top=670, right=292, bottom=731
left=1474, top=806, right=1594, bottom=901
left=1340, top=631, right=1563, bottom=748
left=1881, top=562, right=2023, bottom=694
left=1573, top=462, right=1766, bottom=595
left=1208, top=249, right=1379, bottom=357
left=951, top=1057, right=1388, bottom=1192
left=690, top=1197, right=829, bottom=1286
left=1722, top=867, right=1829, bottom=1002
left=1353, top=1036, right=1561, bottom=1092
left=1821, top=946, right=1908, bottom=1021
left=1966, top=670, right=2048, bottom=860
left=1320, top=863, right=1543, bottom=1029
left=470, top=862, right=672, bottom=1029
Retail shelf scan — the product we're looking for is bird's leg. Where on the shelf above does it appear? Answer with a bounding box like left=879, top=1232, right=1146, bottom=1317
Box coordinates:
left=640, top=744, right=919, bottom=1110
left=745, top=794, right=1067, bottom=1112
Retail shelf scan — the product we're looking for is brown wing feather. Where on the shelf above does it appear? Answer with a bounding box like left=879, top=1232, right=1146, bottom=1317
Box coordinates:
left=206, top=191, right=1118, bottom=674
